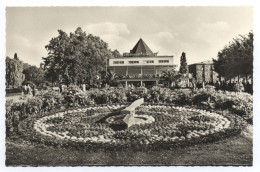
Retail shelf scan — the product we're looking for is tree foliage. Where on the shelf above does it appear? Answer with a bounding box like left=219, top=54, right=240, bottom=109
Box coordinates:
left=161, top=69, right=182, bottom=86
left=6, top=55, right=25, bottom=87
left=213, top=31, right=253, bottom=80
left=23, top=63, right=31, bottom=71
left=14, top=53, right=19, bottom=60
left=112, top=49, right=122, bottom=58
left=23, top=66, right=45, bottom=85
left=43, top=27, right=113, bottom=86
left=179, top=52, right=189, bottom=74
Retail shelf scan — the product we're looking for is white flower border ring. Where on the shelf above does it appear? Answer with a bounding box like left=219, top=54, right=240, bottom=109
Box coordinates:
left=33, top=105, right=231, bottom=144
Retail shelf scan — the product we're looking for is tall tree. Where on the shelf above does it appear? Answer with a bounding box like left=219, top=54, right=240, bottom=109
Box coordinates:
left=213, top=31, right=253, bottom=81
left=23, top=66, right=45, bottom=85
left=179, top=52, right=189, bottom=74
left=6, top=56, right=25, bottom=87
left=43, top=27, right=113, bottom=86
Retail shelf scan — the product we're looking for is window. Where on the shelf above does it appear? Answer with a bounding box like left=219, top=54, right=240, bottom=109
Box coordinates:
left=158, top=60, right=169, bottom=63
left=129, top=61, right=139, bottom=64
left=145, top=60, right=154, bottom=63
left=113, top=61, right=124, bottom=64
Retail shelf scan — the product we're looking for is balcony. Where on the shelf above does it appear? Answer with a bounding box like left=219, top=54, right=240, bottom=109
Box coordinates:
left=116, top=74, right=161, bottom=79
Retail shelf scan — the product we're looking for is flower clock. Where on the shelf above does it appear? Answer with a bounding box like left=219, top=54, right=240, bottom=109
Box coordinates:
left=27, top=103, right=243, bottom=149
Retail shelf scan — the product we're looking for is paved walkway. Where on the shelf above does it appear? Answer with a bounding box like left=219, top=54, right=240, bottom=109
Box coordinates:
left=6, top=93, right=28, bottom=102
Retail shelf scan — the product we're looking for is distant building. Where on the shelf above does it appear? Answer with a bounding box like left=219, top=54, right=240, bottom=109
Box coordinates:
left=188, top=60, right=218, bottom=83
left=108, top=38, right=177, bottom=87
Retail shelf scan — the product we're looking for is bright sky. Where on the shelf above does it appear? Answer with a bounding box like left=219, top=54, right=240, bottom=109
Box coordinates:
left=6, top=6, right=253, bottom=67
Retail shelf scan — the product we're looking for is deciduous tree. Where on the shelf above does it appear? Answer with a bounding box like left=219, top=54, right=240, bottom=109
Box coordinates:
left=43, top=27, right=113, bottom=86
left=23, top=66, right=45, bottom=85
left=213, top=31, right=253, bottom=81
left=112, top=49, right=122, bottom=58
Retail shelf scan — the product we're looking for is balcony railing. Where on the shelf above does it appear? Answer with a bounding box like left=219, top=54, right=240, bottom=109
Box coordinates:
left=123, top=53, right=156, bottom=57
left=116, top=74, right=162, bottom=79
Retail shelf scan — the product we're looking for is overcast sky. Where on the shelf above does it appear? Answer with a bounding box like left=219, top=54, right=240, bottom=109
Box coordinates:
left=6, top=6, right=253, bottom=67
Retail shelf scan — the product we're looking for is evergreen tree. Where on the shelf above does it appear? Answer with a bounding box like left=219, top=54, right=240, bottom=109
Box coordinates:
left=14, top=53, right=19, bottom=60
left=179, top=52, right=189, bottom=74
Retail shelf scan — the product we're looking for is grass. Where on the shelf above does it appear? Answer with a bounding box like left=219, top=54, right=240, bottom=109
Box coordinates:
left=5, top=134, right=252, bottom=166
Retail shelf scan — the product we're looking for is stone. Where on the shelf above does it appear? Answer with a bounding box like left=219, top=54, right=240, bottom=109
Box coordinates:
left=121, top=98, right=144, bottom=115
left=122, top=98, right=144, bottom=127
left=123, top=114, right=136, bottom=128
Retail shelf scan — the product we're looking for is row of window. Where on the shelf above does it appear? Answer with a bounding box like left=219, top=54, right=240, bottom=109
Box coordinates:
left=129, top=61, right=139, bottom=64
left=113, top=61, right=124, bottom=64
left=158, top=60, right=169, bottom=63
left=113, top=60, right=169, bottom=64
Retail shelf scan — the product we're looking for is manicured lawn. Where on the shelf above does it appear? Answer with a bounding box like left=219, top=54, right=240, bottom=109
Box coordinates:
left=5, top=134, right=252, bottom=166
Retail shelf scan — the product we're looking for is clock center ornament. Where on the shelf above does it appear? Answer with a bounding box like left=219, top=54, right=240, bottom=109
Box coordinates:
left=121, top=98, right=155, bottom=128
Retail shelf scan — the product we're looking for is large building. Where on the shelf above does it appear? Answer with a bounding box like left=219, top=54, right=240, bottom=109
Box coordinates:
left=108, top=38, right=177, bottom=87
left=188, top=60, right=218, bottom=83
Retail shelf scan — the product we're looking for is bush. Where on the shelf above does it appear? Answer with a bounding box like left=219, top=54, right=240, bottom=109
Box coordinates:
left=206, top=90, right=252, bottom=122
left=37, top=90, right=64, bottom=111
left=126, top=87, right=148, bottom=102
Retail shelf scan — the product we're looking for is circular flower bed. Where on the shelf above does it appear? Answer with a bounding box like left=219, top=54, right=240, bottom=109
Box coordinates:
left=18, top=104, right=246, bottom=150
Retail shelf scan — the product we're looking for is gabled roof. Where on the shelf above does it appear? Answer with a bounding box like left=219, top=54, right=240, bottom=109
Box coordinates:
left=130, top=38, right=154, bottom=55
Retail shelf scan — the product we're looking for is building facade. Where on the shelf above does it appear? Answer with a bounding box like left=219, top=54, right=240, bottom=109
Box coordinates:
left=108, top=38, right=177, bottom=87
left=188, top=60, right=218, bottom=83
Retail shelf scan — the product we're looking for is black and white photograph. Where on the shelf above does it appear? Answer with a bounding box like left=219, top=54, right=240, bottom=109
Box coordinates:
left=1, top=0, right=259, bottom=170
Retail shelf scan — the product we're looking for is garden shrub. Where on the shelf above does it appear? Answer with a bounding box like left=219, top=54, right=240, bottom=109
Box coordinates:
left=6, top=100, right=14, bottom=136
left=205, top=90, right=253, bottom=122
left=25, top=97, right=43, bottom=114
left=168, top=89, right=193, bottom=105
left=74, top=92, right=91, bottom=107
left=107, top=88, right=127, bottom=104
left=193, top=91, right=211, bottom=105
left=37, top=90, right=64, bottom=111
left=126, top=87, right=148, bottom=102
